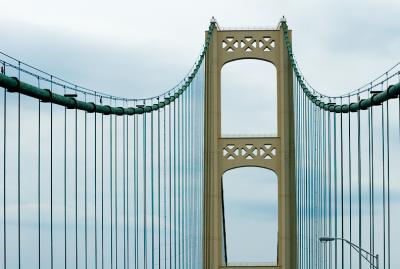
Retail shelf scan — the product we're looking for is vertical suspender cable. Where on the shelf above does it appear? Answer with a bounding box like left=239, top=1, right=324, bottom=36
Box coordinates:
left=158, top=99, right=161, bottom=269
left=2, top=63, right=6, bottom=269
left=110, top=101, right=113, bottom=269
left=95, top=95, right=98, bottom=269
left=188, top=87, right=191, bottom=268
left=340, top=99, right=344, bottom=269
left=381, top=94, right=385, bottom=269
left=328, top=109, right=332, bottom=269
left=38, top=77, right=41, bottom=269
left=370, top=94, right=375, bottom=269
left=348, top=96, right=352, bottom=269
left=50, top=76, right=54, bottom=269
left=188, top=86, right=192, bottom=268
left=178, top=96, right=181, bottom=269
left=368, top=92, right=373, bottom=269
left=36, top=77, right=41, bottom=269
left=305, top=95, right=309, bottom=269
left=169, top=100, right=172, bottom=269
left=133, top=112, right=137, bottom=269
left=386, top=79, right=390, bottom=269
left=300, top=85, right=304, bottom=269
left=123, top=106, right=126, bottom=269
left=182, top=92, right=186, bottom=268
left=357, top=94, right=362, bottom=269
left=163, top=102, right=167, bottom=269
left=127, top=111, right=130, bottom=269
left=190, top=83, right=194, bottom=268
left=333, top=109, right=337, bottom=269
left=312, top=97, right=315, bottom=268
left=115, top=106, right=118, bottom=269
left=64, top=87, right=67, bottom=269
left=101, top=112, right=104, bottom=269
left=301, top=83, right=304, bottom=269
left=151, top=108, right=154, bottom=269
left=143, top=108, right=147, bottom=269
left=319, top=103, right=322, bottom=269
left=177, top=96, right=181, bottom=269
left=135, top=110, right=139, bottom=269
left=174, top=98, right=177, bottom=269
left=75, top=86, right=78, bottom=269
left=324, top=107, right=326, bottom=269
left=84, top=93, right=88, bottom=269
left=17, top=63, right=21, bottom=269
left=134, top=111, right=138, bottom=269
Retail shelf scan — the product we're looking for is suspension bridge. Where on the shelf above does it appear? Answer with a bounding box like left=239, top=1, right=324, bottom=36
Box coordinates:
left=0, top=18, right=399, bottom=269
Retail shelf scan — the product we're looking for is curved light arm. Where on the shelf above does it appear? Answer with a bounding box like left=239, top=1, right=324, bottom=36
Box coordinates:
left=319, top=237, right=379, bottom=269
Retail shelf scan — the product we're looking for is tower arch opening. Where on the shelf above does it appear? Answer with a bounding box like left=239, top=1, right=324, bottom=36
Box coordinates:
left=221, top=167, right=278, bottom=265
left=221, top=59, right=277, bottom=137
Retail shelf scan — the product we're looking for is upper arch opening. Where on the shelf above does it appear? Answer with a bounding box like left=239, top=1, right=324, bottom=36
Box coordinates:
left=221, top=59, right=277, bottom=137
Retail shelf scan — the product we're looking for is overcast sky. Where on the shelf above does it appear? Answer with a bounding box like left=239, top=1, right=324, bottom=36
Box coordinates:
left=1, top=0, right=400, bottom=266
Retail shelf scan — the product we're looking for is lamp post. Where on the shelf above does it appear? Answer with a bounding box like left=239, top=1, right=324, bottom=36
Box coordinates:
left=319, top=236, right=379, bottom=269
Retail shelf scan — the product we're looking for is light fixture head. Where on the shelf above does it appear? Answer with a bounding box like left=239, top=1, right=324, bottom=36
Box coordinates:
left=319, top=237, right=335, bottom=242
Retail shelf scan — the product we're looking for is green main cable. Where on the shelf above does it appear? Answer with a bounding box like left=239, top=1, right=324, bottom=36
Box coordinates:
left=281, top=21, right=400, bottom=113
left=0, top=22, right=216, bottom=117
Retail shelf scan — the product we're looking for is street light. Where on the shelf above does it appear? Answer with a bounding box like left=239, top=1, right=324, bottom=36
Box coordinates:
left=319, top=236, right=379, bottom=269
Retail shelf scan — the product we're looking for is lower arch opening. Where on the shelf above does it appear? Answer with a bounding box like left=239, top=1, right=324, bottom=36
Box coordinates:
left=222, top=167, right=278, bottom=266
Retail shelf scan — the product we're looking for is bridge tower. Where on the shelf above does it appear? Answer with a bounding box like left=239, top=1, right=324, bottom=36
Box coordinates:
left=203, top=19, right=297, bottom=269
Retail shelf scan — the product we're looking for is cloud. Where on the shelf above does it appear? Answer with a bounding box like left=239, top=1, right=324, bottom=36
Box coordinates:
left=1, top=0, right=399, bottom=266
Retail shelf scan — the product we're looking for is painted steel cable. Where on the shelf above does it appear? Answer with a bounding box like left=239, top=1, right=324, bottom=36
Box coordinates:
left=0, top=25, right=205, bottom=269
left=157, top=100, right=161, bottom=269
left=110, top=103, right=114, bottom=269
left=17, top=64, right=21, bottom=269
left=64, top=87, right=67, bottom=269
left=2, top=63, right=6, bottom=269
left=95, top=96, right=98, bottom=269
left=75, top=86, right=79, bottom=269
left=126, top=112, right=130, bottom=269
left=38, top=77, right=42, bottom=269
left=0, top=22, right=216, bottom=107
left=84, top=93, right=88, bottom=269
left=101, top=112, right=104, bottom=269
left=143, top=108, right=147, bottom=269
left=115, top=111, right=118, bottom=269
left=50, top=77, right=54, bottom=269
